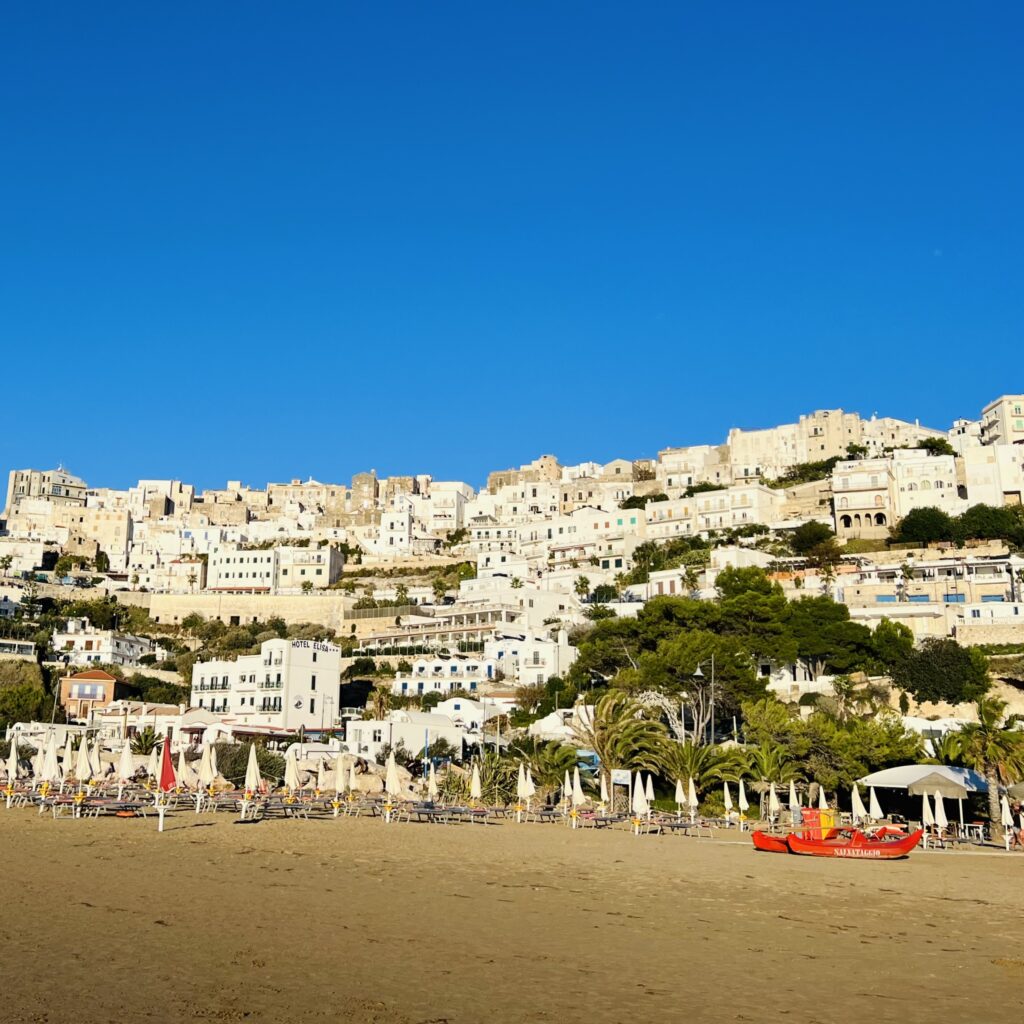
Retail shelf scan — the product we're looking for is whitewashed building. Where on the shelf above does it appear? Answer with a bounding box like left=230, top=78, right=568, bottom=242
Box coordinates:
left=190, top=637, right=342, bottom=734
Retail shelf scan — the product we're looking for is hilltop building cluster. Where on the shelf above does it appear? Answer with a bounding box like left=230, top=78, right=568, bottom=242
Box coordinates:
left=3, top=394, right=1024, bottom=747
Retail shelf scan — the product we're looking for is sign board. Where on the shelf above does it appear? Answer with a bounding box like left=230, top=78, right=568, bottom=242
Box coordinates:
left=610, top=768, right=632, bottom=786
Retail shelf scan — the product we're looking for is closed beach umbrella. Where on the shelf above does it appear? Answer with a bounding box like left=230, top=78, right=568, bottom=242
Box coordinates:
left=210, top=744, right=219, bottom=779
left=146, top=745, right=159, bottom=781
left=1000, top=794, right=1015, bottom=829
left=789, top=781, right=800, bottom=810
left=244, top=744, right=263, bottom=793
left=5, top=735, right=18, bottom=781
left=674, top=778, right=685, bottom=807
left=177, top=749, right=198, bottom=789
left=158, top=740, right=176, bottom=793
left=198, top=745, right=216, bottom=788
left=631, top=773, right=650, bottom=817
left=427, top=763, right=439, bottom=801
left=869, top=787, right=883, bottom=821
left=851, top=787, right=868, bottom=823
left=525, top=767, right=536, bottom=800
left=738, top=779, right=749, bottom=813
left=723, top=782, right=734, bottom=814
left=571, top=766, right=585, bottom=807
left=41, top=732, right=61, bottom=783
left=516, top=763, right=527, bottom=802
left=645, top=774, right=655, bottom=803
left=348, top=760, right=359, bottom=794
left=89, top=739, right=103, bottom=779
left=599, top=772, right=609, bottom=806
left=933, top=789, right=948, bottom=831
left=469, top=763, right=482, bottom=802
left=563, top=769, right=572, bottom=806
left=76, top=737, right=93, bottom=782
left=921, top=792, right=934, bottom=827
left=818, top=785, right=829, bottom=811
left=688, top=777, right=699, bottom=811
left=768, top=782, right=781, bottom=817
left=284, top=748, right=301, bottom=792
left=117, top=742, right=135, bottom=783
left=62, top=734, right=74, bottom=775
left=385, top=751, right=402, bottom=798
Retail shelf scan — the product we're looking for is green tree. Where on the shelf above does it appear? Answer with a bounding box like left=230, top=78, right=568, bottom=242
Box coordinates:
left=954, top=698, right=1024, bottom=841
left=301, top=580, right=314, bottom=594
left=917, top=437, right=957, bottom=457
left=574, top=575, right=591, bottom=600
left=891, top=638, right=990, bottom=706
left=715, top=566, right=774, bottom=600
left=0, top=683, right=49, bottom=730
left=790, top=520, right=835, bottom=556
left=657, top=740, right=746, bottom=795
left=0, top=555, right=12, bottom=577
left=432, top=578, right=447, bottom=603
left=872, top=618, right=914, bottom=670
left=893, top=506, right=955, bottom=545
left=94, top=551, right=110, bottom=573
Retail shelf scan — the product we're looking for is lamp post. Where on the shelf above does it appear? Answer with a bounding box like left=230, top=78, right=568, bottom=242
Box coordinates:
left=692, top=653, right=716, bottom=745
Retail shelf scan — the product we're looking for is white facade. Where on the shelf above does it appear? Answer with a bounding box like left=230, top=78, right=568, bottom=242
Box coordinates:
left=483, top=628, right=578, bottom=685
left=345, top=710, right=466, bottom=762
left=391, top=655, right=499, bottom=697
left=205, top=544, right=343, bottom=594
left=190, top=637, right=342, bottom=734
left=52, top=617, right=165, bottom=668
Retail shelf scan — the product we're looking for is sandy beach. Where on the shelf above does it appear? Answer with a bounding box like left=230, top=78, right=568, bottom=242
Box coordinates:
left=1, top=812, right=1021, bottom=1024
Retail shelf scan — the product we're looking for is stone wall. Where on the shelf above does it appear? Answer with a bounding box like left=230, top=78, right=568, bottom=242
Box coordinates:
left=954, top=622, right=1024, bottom=646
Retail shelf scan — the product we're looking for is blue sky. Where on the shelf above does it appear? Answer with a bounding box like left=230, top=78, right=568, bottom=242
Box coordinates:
left=2, top=3, right=1020, bottom=491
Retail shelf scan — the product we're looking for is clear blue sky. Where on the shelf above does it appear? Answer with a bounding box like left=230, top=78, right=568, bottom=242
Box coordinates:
left=2, top=3, right=1020, bottom=491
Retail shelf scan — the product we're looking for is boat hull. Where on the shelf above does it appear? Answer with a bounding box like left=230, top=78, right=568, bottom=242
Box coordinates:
left=751, top=831, right=789, bottom=854
left=786, top=829, right=924, bottom=860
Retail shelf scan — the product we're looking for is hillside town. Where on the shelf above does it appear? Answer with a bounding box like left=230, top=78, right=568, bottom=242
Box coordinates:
left=1, top=393, right=1023, bottom=763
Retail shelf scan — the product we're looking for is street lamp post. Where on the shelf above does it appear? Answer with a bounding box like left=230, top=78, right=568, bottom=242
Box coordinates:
left=692, top=653, right=716, bottom=745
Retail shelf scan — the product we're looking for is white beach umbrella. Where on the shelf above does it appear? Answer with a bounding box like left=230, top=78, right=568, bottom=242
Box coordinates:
left=1000, top=794, right=1015, bottom=829
left=177, top=749, right=198, bottom=789
left=427, top=762, right=439, bottom=801
left=348, top=760, right=359, bottom=794
left=76, top=737, right=93, bottom=782
left=62, top=734, right=74, bottom=775
left=687, top=777, right=699, bottom=811
left=5, top=734, right=19, bottom=782
left=117, top=742, right=136, bottom=783
left=516, top=763, right=527, bottom=802
left=146, top=745, right=159, bottom=781
left=933, top=789, right=948, bottom=831
left=921, top=792, right=934, bottom=827
left=738, top=779, right=749, bottom=813
left=469, top=763, right=482, bottom=802
left=869, top=787, right=883, bottom=821
left=89, top=739, right=103, bottom=779
left=789, top=780, right=800, bottom=810
left=31, top=748, right=44, bottom=778
left=331, top=755, right=346, bottom=797
left=599, top=772, right=609, bottom=805
left=723, top=781, right=734, bottom=814
left=645, top=773, right=655, bottom=803
left=850, top=786, right=868, bottom=823
left=631, top=773, right=650, bottom=817
left=284, top=748, right=301, bottom=792
left=244, top=744, right=263, bottom=792
left=198, top=745, right=216, bottom=788
left=818, top=784, right=829, bottom=811
left=524, top=766, right=536, bottom=800
left=768, top=782, right=781, bottom=817
left=384, top=751, right=402, bottom=798
left=41, top=732, right=61, bottom=783
left=571, top=766, right=586, bottom=807
left=210, top=744, right=219, bottom=779
left=674, top=778, right=685, bottom=807
left=563, top=769, right=572, bottom=806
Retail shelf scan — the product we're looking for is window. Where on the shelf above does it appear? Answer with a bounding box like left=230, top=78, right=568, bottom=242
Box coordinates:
left=372, top=729, right=382, bottom=743
left=310, top=698, right=315, bottom=714
left=311, top=675, right=316, bottom=691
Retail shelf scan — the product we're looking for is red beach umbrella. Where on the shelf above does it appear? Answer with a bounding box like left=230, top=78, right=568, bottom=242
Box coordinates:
left=159, top=740, right=177, bottom=793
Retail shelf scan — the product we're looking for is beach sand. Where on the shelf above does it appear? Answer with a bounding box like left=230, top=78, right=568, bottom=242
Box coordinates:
left=1, top=811, right=1021, bottom=1024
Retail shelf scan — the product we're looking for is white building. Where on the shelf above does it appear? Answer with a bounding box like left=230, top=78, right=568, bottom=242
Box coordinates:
left=190, top=637, right=342, bottom=735
left=345, top=710, right=466, bottom=762
left=52, top=617, right=165, bottom=668
left=980, top=394, right=1024, bottom=447
left=205, top=543, right=344, bottom=594
left=390, top=654, right=499, bottom=697
left=483, top=628, right=578, bottom=685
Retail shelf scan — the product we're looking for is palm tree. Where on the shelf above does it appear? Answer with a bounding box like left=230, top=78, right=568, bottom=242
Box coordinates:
left=954, top=697, right=1024, bottom=842
left=0, top=555, right=12, bottom=578
left=130, top=726, right=159, bottom=755
left=574, top=575, right=591, bottom=600
left=928, top=731, right=963, bottom=767
left=572, top=692, right=665, bottom=809
left=658, top=739, right=745, bottom=796
left=432, top=578, right=447, bottom=604
left=187, top=571, right=198, bottom=593
left=508, top=739, right=579, bottom=799
left=365, top=686, right=391, bottom=721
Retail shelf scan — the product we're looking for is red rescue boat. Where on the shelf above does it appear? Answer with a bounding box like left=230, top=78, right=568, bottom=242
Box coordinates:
left=786, top=828, right=924, bottom=860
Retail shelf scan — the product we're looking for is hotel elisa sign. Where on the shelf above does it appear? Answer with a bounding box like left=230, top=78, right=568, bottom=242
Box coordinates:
left=290, top=640, right=339, bottom=653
